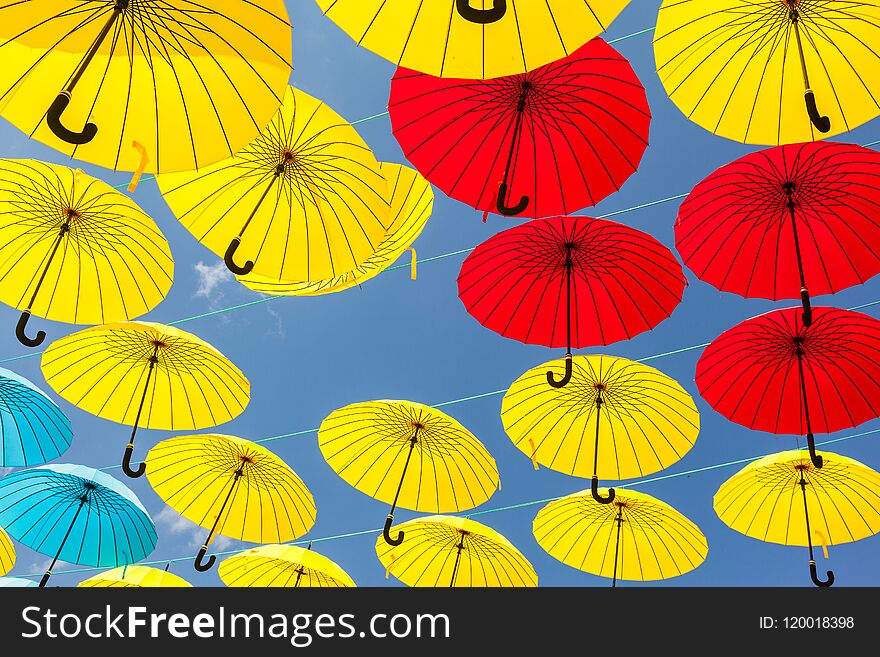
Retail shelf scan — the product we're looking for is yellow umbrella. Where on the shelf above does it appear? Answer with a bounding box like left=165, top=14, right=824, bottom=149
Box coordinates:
left=316, top=0, right=630, bottom=79
left=156, top=85, right=390, bottom=281
left=0, top=526, right=13, bottom=576
left=533, top=487, right=707, bottom=586
left=0, top=1, right=292, bottom=175
left=145, top=434, right=316, bottom=573
left=78, top=565, right=191, bottom=588
left=239, top=162, right=433, bottom=296
left=219, top=544, right=355, bottom=588
left=376, top=515, right=536, bottom=587
left=715, top=449, right=880, bottom=587
left=0, top=160, right=172, bottom=347
left=41, top=321, right=249, bottom=478
left=501, top=354, right=699, bottom=504
left=318, top=400, right=499, bottom=546
left=654, top=0, right=880, bottom=145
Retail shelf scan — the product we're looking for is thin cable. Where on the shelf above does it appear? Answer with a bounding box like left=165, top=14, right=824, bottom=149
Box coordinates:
left=21, top=426, right=880, bottom=580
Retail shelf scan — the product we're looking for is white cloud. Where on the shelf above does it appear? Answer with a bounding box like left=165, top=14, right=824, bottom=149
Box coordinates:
left=154, top=506, right=236, bottom=553
left=0, top=467, right=13, bottom=478
left=193, top=261, right=234, bottom=299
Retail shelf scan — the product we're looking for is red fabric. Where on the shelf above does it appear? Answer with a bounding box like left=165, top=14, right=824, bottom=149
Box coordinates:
left=457, top=216, right=686, bottom=348
left=696, top=307, right=880, bottom=436
left=676, top=141, right=880, bottom=300
left=389, top=38, right=651, bottom=219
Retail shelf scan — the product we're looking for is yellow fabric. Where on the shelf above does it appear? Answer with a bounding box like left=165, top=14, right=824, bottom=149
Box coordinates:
left=654, top=0, right=880, bottom=145
left=78, top=566, right=191, bottom=588
left=145, top=434, right=316, bottom=544
left=157, top=85, right=390, bottom=282
left=219, top=544, right=355, bottom=588
left=376, top=515, right=537, bottom=587
left=40, top=321, right=249, bottom=430
left=533, top=488, right=707, bottom=582
left=0, top=1, right=291, bottom=173
left=239, top=163, right=432, bottom=296
left=501, top=355, right=699, bottom=480
left=316, top=0, right=630, bottom=79
left=715, top=449, right=880, bottom=547
left=318, top=400, right=498, bottom=513
left=0, top=160, right=172, bottom=325
left=0, top=526, right=13, bottom=576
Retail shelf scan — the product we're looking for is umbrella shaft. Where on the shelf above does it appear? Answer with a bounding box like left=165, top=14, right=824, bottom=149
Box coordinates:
left=798, top=474, right=816, bottom=562
left=388, top=430, right=419, bottom=517
left=26, top=224, right=69, bottom=312
left=592, top=391, right=602, bottom=478
left=239, top=171, right=282, bottom=240
left=66, top=6, right=125, bottom=93
left=40, top=497, right=87, bottom=587
left=565, top=248, right=572, bottom=355
left=612, top=508, right=623, bottom=588
left=203, top=466, right=244, bottom=547
left=789, top=11, right=813, bottom=90
left=786, top=199, right=808, bottom=290
left=499, top=88, right=529, bottom=201
left=450, top=536, right=465, bottom=587
left=795, top=351, right=813, bottom=437
left=129, top=347, right=159, bottom=443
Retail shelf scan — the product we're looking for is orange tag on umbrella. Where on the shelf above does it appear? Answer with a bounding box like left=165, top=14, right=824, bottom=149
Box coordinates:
left=128, top=141, right=149, bottom=192
left=528, top=439, right=539, bottom=470
left=814, top=530, right=830, bottom=559
left=407, top=247, right=417, bottom=280
left=385, top=554, right=396, bottom=579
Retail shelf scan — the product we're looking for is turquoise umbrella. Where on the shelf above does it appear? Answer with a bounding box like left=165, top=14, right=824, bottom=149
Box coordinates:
left=0, top=367, right=72, bottom=466
left=0, top=464, right=157, bottom=587
left=0, top=576, right=36, bottom=587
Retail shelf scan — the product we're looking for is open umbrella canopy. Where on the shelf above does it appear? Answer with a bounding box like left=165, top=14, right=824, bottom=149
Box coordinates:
left=315, top=0, right=631, bottom=80
left=239, top=163, right=433, bottom=296
left=0, top=464, right=157, bottom=586
left=157, top=85, right=390, bottom=281
left=0, top=366, right=71, bottom=467
left=0, top=576, right=36, bottom=587
left=695, top=306, right=880, bottom=468
left=318, top=400, right=499, bottom=546
left=533, top=487, right=707, bottom=585
left=219, top=544, right=356, bottom=588
left=502, top=354, right=700, bottom=503
left=41, top=321, right=250, bottom=478
left=676, top=141, right=880, bottom=325
left=145, top=434, right=317, bottom=573
left=0, top=160, right=173, bottom=347
left=457, top=216, right=686, bottom=369
left=376, top=515, right=537, bottom=587
left=0, top=0, right=292, bottom=174
left=78, top=565, right=191, bottom=588
left=389, top=38, right=650, bottom=219
left=0, top=525, right=13, bottom=575
left=715, top=449, right=880, bottom=587
left=654, top=0, right=880, bottom=144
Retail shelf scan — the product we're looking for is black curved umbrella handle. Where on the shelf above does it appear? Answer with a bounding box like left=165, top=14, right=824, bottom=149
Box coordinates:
left=46, top=92, right=98, bottom=145
left=456, top=0, right=507, bottom=23
left=809, top=561, right=834, bottom=588
left=194, top=545, right=217, bottom=572
left=224, top=237, right=254, bottom=275
left=496, top=182, right=529, bottom=216
left=383, top=515, right=404, bottom=546
left=591, top=476, right=615, bottom=504
left=16, top=311, right=46, bottom=347
left=801, top=288, right=813, bottom=328
left=806, top=433, right=823, bottom=469
left=121, top=444, right=146, bottom=479
left=804, top=91, right=831, bottom=134
left=547, top=356, right=573, bottom=388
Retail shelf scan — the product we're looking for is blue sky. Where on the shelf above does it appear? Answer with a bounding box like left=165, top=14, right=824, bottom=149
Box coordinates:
left=2, top=0, right=880, bottom=588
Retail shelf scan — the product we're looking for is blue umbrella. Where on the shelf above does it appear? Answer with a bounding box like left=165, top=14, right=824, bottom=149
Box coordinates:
left=0, top=464, right=157, bottom=587
left=0, top=366, right=72, bottom=466
left=0, top=576, right=36, bottom=587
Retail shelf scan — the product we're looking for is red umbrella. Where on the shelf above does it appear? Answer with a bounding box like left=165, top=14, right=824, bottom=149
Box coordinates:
left=676, top=141, right=880, bottom=327
left=388, top=37, right=650, bottom=220
left=458, top=215, right=686, bottom=386
left=696, top=306, right=880, bottom=468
